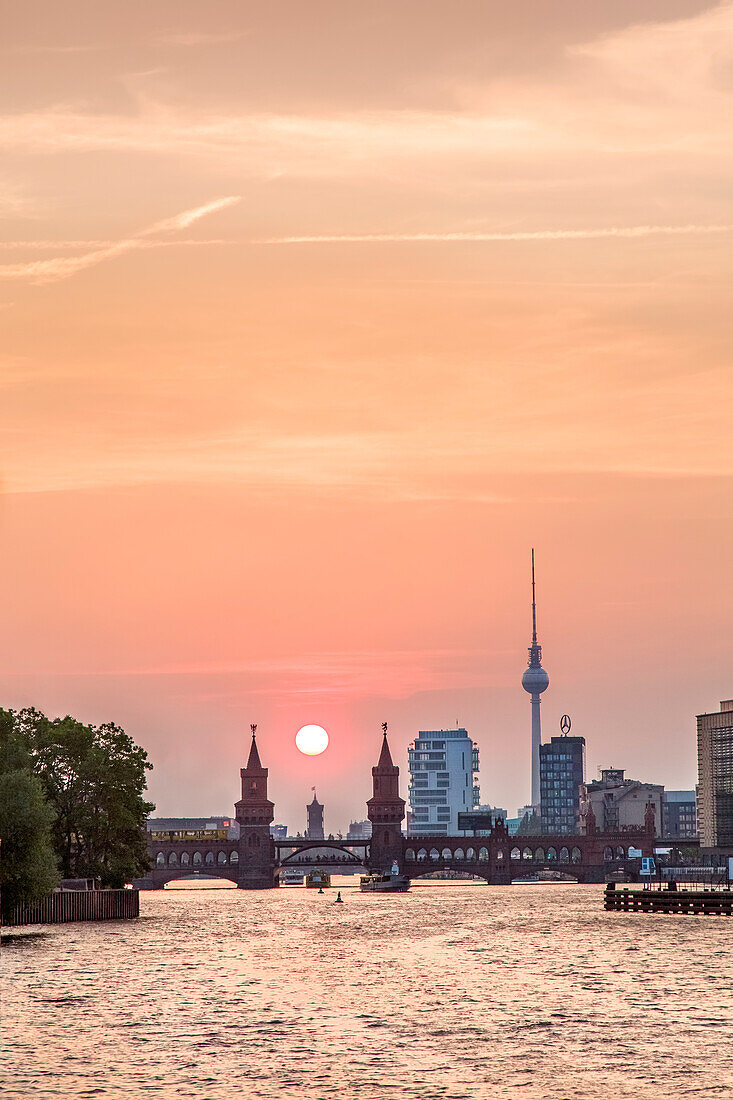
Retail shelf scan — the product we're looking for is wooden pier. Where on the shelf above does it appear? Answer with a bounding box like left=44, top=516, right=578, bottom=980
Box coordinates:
left=5, top=888, right=140, bottom=927
left=605, top=883, right=732, bottom=916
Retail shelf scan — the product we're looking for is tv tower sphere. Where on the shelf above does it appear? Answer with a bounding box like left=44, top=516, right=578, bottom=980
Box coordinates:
left=522, top=663, right=549, bottom=695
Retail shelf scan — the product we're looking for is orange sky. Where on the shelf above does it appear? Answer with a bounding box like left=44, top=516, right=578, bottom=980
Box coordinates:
left=1, top=1, right=731, bottom=829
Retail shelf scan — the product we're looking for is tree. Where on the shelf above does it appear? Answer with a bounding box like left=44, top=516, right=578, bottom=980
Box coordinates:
left=9, top=708, right=154, bottom=888
left=0, top=711, right=58, bottom=919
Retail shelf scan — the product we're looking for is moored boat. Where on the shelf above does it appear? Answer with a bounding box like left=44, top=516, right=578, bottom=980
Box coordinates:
left=360, top=862, right=410, bottom=892
left=306, top=869, right=331, bottom=889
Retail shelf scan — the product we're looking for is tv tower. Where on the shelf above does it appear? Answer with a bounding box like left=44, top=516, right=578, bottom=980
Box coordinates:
left=521, top=549, right=549, bottom=809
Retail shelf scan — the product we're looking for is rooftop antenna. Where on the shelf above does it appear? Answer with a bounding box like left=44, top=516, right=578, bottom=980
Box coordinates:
left=251, top=723, right=257, bottom=739
left=382, top=721, right=388, bottom=736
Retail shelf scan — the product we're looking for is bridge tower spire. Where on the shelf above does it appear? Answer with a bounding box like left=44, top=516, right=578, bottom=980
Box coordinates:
left=235, top=723, right=276, bottom=888
left=366, top=722, right=406, bottom=872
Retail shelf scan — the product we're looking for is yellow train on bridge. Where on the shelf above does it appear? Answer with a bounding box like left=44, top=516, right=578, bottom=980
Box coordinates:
left=148, top=829, right=230, bottom=842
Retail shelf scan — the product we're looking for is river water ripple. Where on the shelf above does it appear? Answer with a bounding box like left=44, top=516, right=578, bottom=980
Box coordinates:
left=3, top=883, right=733, bottom=1099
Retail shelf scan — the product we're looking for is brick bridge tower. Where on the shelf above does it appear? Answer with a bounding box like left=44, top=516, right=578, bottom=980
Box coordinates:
left=235, top=724, right=276, bottom=888
left=367, top=723, right=406, bottom=872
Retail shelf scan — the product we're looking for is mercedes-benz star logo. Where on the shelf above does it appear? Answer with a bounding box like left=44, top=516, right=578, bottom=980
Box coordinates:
left=560, top=714, right=572, bottom=734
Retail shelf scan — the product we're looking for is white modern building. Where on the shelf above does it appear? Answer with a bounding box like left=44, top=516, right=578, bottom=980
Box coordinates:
left=407, top=728, right=480, bottom=835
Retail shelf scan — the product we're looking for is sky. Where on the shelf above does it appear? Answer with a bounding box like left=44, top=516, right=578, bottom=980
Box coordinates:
left=1, top=0, right=732, bottom=831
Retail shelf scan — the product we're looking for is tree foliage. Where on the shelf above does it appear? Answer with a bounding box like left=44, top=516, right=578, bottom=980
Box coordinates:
left=1, top=708, right=154, bottom=889
left=0, top=711, right=58, bottom=918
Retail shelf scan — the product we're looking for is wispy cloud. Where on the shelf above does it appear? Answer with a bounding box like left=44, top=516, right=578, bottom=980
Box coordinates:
left=65, top=648, right=503, bottom=700
left=1, top=5, right=731, bottom=172
left=7, top=43, right=101, bottom=55
left=259, top=224, right=733, bottom=245
left=6, top=222, right=731, bottom=258
left=0, top=196, right=239, bottom=283
left=158, top=31, right=247, bottom=47
left=0, top=238, right=230, bottom=250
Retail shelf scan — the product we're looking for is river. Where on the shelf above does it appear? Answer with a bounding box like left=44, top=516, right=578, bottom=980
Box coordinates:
left=3, top=883, right=732, bottom=1099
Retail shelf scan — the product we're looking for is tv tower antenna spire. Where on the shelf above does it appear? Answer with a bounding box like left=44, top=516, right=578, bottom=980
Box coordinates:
left=531, top=547, right=538, bottom=646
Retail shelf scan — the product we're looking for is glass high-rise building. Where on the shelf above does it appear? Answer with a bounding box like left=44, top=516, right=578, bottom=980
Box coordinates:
left=539, top=735, right=585, bottom=834
left=697, top=700, right=733, bottom=848
left=407, top=728, right=480, bottom=835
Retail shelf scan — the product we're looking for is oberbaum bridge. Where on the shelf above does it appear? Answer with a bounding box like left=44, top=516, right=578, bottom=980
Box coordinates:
left=137, top=724, right=656, bottom=889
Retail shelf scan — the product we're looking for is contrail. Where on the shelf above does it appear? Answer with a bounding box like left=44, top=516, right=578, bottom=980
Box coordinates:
left=258, top=223, right=733, bottom=244
left=0, top=196, right=240, bottom=283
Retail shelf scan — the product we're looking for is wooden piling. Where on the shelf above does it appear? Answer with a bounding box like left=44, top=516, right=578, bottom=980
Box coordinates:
left=4, top=888, right=140, bottom=927
left=604, top=884, right=732, bottom=916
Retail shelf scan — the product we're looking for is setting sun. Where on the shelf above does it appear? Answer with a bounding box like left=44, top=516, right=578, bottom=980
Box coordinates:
left=295, top=725, right=329, bottom=756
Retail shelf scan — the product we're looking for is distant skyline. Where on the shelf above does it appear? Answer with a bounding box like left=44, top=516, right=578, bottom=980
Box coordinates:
left=1, top=1, right=731, bottom=828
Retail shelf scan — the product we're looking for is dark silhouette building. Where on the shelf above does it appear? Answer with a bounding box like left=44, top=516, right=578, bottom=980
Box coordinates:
left=661, top=791, right=697, bottom=840
left=367, top=723, right=406, bottom=870
left=540, top=734, right=585, bottom=834
left=697, top=700, right=733, bottom=848
left=347, top=819, right=372, bottom=839
left=234, top=725, right=275, bottom=888
left=306, top=794, right=324, bottom=839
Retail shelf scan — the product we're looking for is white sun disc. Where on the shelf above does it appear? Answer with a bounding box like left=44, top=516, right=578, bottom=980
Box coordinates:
left=295, top=724, right=329, bottom=756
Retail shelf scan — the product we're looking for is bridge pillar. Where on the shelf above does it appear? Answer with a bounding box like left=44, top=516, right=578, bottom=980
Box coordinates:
left=366, top=724, right=406, bottom=873
left=235, top=725, right=278, bottom=889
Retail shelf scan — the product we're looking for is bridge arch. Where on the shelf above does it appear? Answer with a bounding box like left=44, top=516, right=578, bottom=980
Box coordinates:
left=167, top=852, right=178, bottom=866
left=559, top=847, right=569, bottom=863
left=417, top=848, right=427, bottom=861
left=466, top=847, right=475, bottom=860
left=442, top=847, right=452, bottom=860
left=547, top=847, right=556, bottom=861
left=158, top=868, right=239, bottom=887
left=156, top=852, right=165, bottom=865
left=405, top=848, right=416, bottom=861
left=571, top=847, right=581, bottom=864
left=430, top=848, right=440, bottom=861
left=534, top=848, right=545, bottom=861
left=278, top=843, right=365, bottom=866
left=479, top=847, right=489, bottom=861
left=511, top=847, right=521, bottom=860
left=454, top=847, right=465, bottom=860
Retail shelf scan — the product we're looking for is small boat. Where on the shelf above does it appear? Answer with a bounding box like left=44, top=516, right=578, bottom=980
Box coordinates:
left=306, top=869, right=331, bottom=889
left=280, top=868, right=304, bottom=886
left=360, top=862, right=410, bottom=893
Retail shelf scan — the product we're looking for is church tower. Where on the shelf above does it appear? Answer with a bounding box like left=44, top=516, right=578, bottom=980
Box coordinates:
left=235, top=724, right=276, bottom=888
left=367, top=723, right=406, bottom=871
left=306, top=793, right=325, bottom=839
